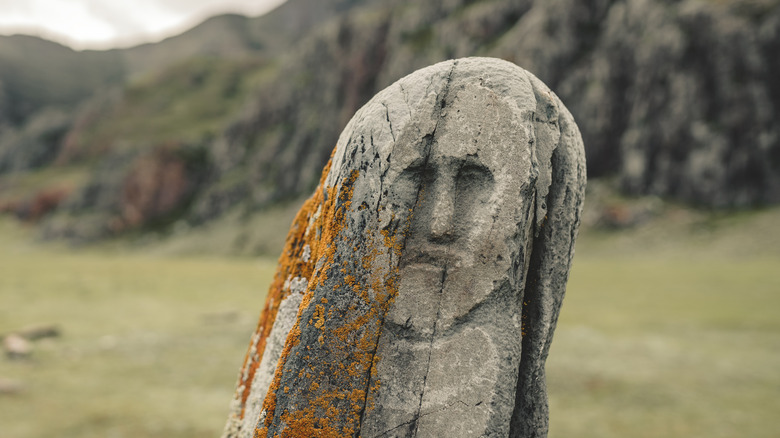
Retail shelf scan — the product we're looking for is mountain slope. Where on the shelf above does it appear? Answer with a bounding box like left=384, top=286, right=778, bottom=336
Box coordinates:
left=120, top=0, right=388, bottom=78
left=1, top=0, right=779, bottom=245
left=0, top=35, right=123, bottom=126
left=200, top=0, right=780, bottom=214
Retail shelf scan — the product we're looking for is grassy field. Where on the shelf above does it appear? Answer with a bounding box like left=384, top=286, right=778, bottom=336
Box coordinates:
left=0, top=203, right=779, bottom=437
left=0, top=220, right=275, bottom=438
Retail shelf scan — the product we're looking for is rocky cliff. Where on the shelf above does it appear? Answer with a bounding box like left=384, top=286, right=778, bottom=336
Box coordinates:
left=216, top=0, right=779, bottom=211
left=1, top=0, right=778, bottom=242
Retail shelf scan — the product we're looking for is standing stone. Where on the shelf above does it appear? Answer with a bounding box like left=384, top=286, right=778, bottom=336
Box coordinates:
left=223, top=57, right=586, bottom=438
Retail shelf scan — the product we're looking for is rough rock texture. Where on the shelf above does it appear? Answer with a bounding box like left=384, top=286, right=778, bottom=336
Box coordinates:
left=5, top=0, right=775, bottom=242
left=223, top=57, right=585, bottom=437
left=202, top=0, right=780, bottom=216
left=37, top=142, right=208, bottom=240
left=0, top=108, right=72, bottom=172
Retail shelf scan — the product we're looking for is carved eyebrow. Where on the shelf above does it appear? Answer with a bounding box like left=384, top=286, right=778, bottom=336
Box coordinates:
left=401, top=157, right=427, bottom=172
left=457, top=159, right=492, bottom=176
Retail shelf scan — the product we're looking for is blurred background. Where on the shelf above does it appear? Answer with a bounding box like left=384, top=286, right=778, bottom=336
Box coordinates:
left=0, top=0, right=778, bottom=437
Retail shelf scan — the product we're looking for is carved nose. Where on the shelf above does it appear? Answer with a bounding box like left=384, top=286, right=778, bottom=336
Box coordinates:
left=429, top=183, right=455, bottom=241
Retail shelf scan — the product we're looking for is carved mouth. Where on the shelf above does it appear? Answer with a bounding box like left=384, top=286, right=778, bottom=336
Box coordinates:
left=400, top=245, right=464, bottom=268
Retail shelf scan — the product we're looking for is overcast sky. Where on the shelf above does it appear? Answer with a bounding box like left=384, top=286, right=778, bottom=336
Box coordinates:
left=0, top=0, right=287, bottom=50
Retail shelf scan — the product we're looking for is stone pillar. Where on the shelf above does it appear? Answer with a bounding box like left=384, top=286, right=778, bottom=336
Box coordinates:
left=223, top=57, right=586, bottom=438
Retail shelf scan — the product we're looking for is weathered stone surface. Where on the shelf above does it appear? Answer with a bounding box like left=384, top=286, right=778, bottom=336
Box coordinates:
left=223, top=57, right=585, bottom=437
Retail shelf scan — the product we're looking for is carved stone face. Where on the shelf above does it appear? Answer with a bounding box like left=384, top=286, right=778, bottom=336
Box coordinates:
left=414, top=89, right=532, bottom=254
left=227, top=58, right=584, bottom=438
left=360, top=75, right=539, bottom=437
left=386, top=82, right=534, bottom=335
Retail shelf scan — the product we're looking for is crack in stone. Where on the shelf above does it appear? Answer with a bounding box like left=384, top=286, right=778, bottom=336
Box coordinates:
left=365, top=68, right=456, bottom=430
left=370, top=398, right=473, bottom=438
left=383, top=102, right=397, bottom=142
left=407, top=60, right=457, bottom=438
left=424, top=74, right=436, bottom=97
left=372, top=133, right=387, bottom=211
left=398, top=82, right=413, bottom=119
left=380, top=126, right=394, bottom=181
left=411, top=265, right=448, bottom=437
left=398, top=59, right=457, bottom=251
left=356, top=102, right=414, bottom=434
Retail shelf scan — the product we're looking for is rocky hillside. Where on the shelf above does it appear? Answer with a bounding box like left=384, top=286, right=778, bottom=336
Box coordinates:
left=1, top=0, right=778, bottom=243
left=214, top=0, right=780, bottom=210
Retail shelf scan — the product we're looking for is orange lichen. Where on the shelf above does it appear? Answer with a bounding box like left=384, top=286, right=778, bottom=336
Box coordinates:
left=313, top=305, right=326, bottom=329
left=249, top=148, right=415, bottom=437
left=226, top=155, right=336, bottom=429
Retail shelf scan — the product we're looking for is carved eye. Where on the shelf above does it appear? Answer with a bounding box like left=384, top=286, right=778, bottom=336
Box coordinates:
left=455, top=163, right=494, bottom=209
left=457, top=163, right=493, bottom=189
left=388, top=164, right=426, bottom=211
left=457, top=163, right=491, bottom=181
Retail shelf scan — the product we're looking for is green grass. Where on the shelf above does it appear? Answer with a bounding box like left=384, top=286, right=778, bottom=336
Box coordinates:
left=0, top=203, right=779, bottom=437
left=548, top=256, right=780, bottom=438
left=0, top=220, right=276, bottom=438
